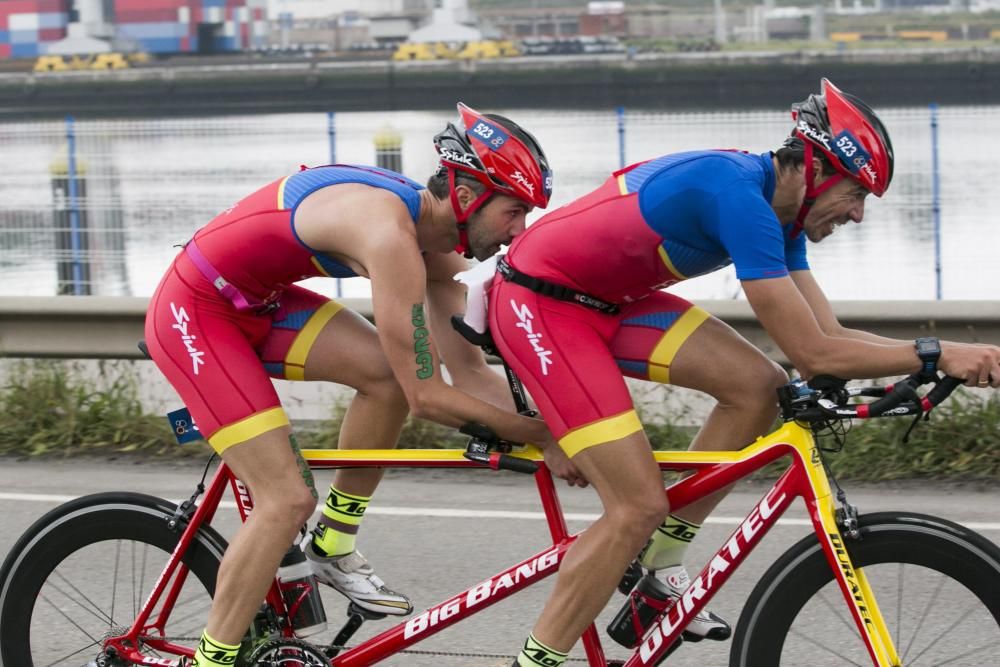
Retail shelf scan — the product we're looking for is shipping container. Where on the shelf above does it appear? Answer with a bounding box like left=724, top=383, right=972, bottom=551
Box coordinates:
left=11, top=41, right=38, bottom=56
left=116, top=8, right=182, bottom=23
left=37, top=12, right=68, bottom=29
left=10, top=28, right=39, bottom=43
left=38, top=26, right=65, bottom=40
left=8, top=13, right=40, bottom=30
left=37, top=0, right=68, bottom=12
left=135, top=36, right=180, bottom=52
left=117, top=21, right=187, bottom=40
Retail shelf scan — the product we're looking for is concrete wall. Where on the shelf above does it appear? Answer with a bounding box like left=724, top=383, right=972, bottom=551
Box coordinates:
left=3, top=296, right=996, bottom=426
left=4, top=296, right=999, bottom=362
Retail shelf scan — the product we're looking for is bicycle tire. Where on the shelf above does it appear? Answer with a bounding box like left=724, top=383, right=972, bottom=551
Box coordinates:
left=730, top=511, right=1000, bottom=667
left=0, top=492, right=228, bottom=667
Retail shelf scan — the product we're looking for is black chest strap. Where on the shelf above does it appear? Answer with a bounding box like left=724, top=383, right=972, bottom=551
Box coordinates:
left=497, top=256, right=620, bottom=315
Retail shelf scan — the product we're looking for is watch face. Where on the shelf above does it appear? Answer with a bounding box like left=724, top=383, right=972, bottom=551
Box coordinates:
left=916, top=338, right=941, bottom=357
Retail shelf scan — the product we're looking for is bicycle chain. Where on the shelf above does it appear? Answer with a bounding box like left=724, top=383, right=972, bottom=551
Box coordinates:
left=138, top=637, right=592, bottom=664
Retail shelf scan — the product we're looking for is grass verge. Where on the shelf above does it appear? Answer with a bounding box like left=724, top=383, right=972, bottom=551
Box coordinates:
left=2, top=361, right=998, bottom=481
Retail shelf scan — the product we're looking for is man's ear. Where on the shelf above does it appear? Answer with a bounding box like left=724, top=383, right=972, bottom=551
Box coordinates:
left=454, top=183, right=476, bottom=211
left=811, top=156, right=828, bottom=182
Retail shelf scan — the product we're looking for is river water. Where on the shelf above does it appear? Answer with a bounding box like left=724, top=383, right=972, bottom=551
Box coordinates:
left=0, top=105, right=996, bottom=301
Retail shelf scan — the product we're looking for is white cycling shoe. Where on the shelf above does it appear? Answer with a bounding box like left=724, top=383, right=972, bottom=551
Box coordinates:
left=303, top=545, right=413, bottom=616
left=656, top=565, right=732, bottom=642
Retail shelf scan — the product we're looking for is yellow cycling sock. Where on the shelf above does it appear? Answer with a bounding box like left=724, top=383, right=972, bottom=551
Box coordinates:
left=193, top=631, right=239, bottom=667
left=517, top=633, right=568, bottom=667
left=311, top=485, right=370, bottom=557
left=639, top=513, right=701, bottom=570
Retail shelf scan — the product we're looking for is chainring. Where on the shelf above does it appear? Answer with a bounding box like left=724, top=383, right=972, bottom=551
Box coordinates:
left=245, top=638, right=329, bottom=666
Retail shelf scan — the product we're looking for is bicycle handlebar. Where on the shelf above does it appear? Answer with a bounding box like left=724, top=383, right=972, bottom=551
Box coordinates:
left=459, top=422, right=539, bottom=475
left=779, top=373, right=964, bottom=423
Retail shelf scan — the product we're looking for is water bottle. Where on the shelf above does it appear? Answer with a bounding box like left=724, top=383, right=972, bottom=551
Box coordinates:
left=277, top=541, right=327, bottom=638
left=607, top=572, right=672, bottom=648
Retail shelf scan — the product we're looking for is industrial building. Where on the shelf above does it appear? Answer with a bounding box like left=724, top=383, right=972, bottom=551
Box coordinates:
left=0, top=0, right=268, bottom=59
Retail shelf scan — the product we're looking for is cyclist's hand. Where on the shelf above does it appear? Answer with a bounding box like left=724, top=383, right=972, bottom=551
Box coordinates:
left=940, top=342, right=1000, bottom=388
left=541, top=440, right=589, bottom=488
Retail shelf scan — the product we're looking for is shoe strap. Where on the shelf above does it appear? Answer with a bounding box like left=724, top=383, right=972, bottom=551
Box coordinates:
left=335, top=550, right=370, bottom=573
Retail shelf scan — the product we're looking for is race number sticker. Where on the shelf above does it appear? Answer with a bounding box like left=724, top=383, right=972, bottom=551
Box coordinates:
left=469, top=118, right=509, bottom=150
left=167, top=407, right=203, bottom=445
left=832, top=129, right=873, bottom=175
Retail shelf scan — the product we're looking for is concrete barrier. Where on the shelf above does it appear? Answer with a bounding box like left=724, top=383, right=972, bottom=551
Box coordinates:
left=3, top=296, right=1000, bottom=364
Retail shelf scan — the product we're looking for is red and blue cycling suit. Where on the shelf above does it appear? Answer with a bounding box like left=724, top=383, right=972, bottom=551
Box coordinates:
left=489, top=150, right=807, bottom=456
left=145, top=165, right=423, bottom=453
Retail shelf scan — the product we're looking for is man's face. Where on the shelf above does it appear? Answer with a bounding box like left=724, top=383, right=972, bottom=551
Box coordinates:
left=802, top=177, right=869, bottom=243
left=466, top=193, right=531, bottom=261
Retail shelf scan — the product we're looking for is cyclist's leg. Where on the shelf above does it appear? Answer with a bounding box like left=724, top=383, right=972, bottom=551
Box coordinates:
left=258, top=285, right=409, bottom=497
left=258, top=285, right=412, bottom=615
left=145, top=273, right=317, bottom=653
left=610, top=292, right=786, bottom=526
left=491, top=281, right=669, bottom=658
left=531, top=432, right=669, bottom=653
left=606, top=292, right=782, bottom=640
left=209, top=428, right=316, bottom=641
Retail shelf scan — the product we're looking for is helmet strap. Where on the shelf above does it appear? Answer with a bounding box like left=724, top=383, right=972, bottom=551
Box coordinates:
left=791, top=140, right=844, bottom=239
left=448, top=167, right=494, bottom=257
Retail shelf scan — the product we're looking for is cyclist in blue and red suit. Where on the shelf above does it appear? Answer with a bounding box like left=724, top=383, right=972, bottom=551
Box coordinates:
left=145, top=103, right=582, bottom=667
left=489, top=79, right=1000, bottom=666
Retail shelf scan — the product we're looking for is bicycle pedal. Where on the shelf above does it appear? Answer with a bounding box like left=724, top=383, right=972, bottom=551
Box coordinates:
left=347, top=601, right=388, bottom=621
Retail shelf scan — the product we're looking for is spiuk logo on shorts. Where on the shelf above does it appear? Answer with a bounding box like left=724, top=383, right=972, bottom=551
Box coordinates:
left=170, top=302, right=205, bottom=375
left=510, top=300, right=552, bottom=375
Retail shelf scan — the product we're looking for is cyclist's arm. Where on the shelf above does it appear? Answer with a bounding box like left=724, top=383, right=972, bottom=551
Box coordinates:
left=359, top=216, right=549, bottom=445
left=790, top=270, right=900, bottom=345
left=743, top=274, right=924, bottom=379
left=745, top=274, right=1000, bottom=384
left=423, top=251, right=517, bottom=410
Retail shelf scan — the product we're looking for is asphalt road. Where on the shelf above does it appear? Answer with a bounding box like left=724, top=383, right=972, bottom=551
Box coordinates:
left=1, top=458, right=998, bottom=666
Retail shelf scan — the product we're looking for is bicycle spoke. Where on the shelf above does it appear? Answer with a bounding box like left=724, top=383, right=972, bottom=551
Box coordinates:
left=814, top=585, right=861, bottom=637
left=786, top=626, right=867, bottom=666
left=42, top=571, right=116, bottom=626
left=906, top=604, right=986, bottom=666
left=919, top=638, right=1000, bottom=666
left=894, top=562, right=903, bottom=655
left=137, top=538, right=150, bottom=619
left=38, top=592, right=104, bottom=643
left=900, top=564, right=946, bottom=659
left=110, top=540, right=121, bottom=631
left=44, top=639, right=105, bottom=667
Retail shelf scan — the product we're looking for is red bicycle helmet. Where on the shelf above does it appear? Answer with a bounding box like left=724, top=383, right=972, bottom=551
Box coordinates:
left=787, top=79, right=894, bottom=234
left=433, top=103, right=552, bottom=256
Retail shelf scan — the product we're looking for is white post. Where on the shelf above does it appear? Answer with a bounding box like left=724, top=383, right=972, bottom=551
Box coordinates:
left=714, top=0, right=727, bottom=44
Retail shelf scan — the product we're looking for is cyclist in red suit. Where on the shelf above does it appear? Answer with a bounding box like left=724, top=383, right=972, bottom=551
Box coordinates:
left=489, top=80, right=1000, bottom=667
left=145, top=104, right=580, bottom=667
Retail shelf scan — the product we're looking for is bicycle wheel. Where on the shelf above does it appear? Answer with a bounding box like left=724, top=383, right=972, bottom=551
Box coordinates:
left=730, top=511, right=1000, bottom=667
left=0, top=492, right=228, bottom=667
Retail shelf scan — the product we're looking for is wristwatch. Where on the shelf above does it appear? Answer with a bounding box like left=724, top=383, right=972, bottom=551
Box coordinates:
left=914, top=336, right=941, bottom=379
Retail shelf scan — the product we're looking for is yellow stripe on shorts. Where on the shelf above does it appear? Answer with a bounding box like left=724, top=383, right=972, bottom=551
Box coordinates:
left=284, top=300, right=345, bottom=380
left=209, top=407, right=290, bottom=453
left=559, top=409, right=643, bottom=458
left=276, top=175, right=290, bottom=210
left=657, top=245, right=689, bottom=281
left=648, top=306, right=710, bottom=385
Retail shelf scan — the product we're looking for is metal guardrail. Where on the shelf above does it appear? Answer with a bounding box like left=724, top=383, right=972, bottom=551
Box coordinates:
left=2, top=297, right=999, bottom=363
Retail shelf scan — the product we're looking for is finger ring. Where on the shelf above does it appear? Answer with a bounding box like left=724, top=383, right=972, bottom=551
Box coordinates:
left=978, top=380, right=990, bottom=386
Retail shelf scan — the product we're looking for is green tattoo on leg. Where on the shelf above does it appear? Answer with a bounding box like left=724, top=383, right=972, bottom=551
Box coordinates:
left=289, top=433, right=317, bottom=500
left=411, top=303, right=434, bottom=379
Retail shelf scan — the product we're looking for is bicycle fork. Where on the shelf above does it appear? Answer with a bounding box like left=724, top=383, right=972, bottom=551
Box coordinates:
left=803, top=447, right=902, bottom=667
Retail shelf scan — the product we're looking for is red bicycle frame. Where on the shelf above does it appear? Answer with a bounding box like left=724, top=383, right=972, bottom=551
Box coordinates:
left=107, top=418, right=895, bottom=667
